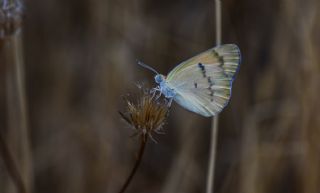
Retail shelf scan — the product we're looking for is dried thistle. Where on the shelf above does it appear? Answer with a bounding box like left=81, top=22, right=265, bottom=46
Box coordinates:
left=119, top=88, right=169, bottom=142
left=118, top=88, right=169, bottom=193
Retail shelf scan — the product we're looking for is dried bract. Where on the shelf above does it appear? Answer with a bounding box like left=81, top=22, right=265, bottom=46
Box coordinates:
left=120, top=89, right=169, bottom=141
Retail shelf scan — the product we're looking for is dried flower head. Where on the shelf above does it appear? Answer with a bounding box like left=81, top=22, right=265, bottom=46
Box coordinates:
left=119, top=88, right=169, bottom=141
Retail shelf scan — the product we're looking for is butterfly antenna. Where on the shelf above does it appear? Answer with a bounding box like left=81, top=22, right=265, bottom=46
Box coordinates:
left=136, top=60, right=159, bottom=74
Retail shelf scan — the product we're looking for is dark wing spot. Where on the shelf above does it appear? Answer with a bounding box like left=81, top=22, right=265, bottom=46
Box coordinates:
left=198, top=63, right=206, bottom=77
left=209, top=89, right=214, bottom=96
left=207, top=77, right=214, bottom=87
left=207, top=77, right=214, bottom=102
left=194, top=82, right=198, bottom=88
left=198, top=63, right=214, bottom=101
left=198, top=63, right=205, bottom=70
left=209, top=89, right=214, bottom=102
left=213, top=50, right=224, bottom=67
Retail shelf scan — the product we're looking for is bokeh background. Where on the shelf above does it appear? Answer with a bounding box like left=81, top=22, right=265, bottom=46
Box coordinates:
left=1, top=0, right=320, bottom=193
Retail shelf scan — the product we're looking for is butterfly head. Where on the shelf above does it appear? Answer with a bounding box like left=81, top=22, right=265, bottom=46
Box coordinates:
left=154, top=74, right=165, bottom=84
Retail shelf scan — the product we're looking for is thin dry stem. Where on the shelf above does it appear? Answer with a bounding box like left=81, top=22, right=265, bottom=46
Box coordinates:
left=118, top=88, right=169, bottom=193
left=0, top=134, right=26, bottom=193
left=206, top=1, right=221, bottom=193
left=0, top=2, right=32, bottom=191
left=207, top=116, right=219, bottom=193
left=118, top=137, right=148, bottom=193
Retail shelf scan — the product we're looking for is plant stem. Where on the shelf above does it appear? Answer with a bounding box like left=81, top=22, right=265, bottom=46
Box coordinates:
left=0, top=20, right=32, bottom=193
left=215, top=0, right=222, bottom=46
left=206, top=1, right=221, bottom=193
left=0, top=134, right=26, bottom=193
left=118, top=137, right=148, bottom=193
left=206, top=116, right=219, bottom=193
left=1, top=2, right=33, bottom=193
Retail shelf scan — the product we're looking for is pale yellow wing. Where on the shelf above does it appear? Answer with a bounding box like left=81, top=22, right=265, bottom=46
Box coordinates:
left=165, top=44, right=241, bottom=117
left=166, top=64, right=233, bottom=116
left=166, top=44, right=240, bottom=81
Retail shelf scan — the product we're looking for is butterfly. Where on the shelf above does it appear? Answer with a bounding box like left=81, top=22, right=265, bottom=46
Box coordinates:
left=138, top=44, right=241, bottom=117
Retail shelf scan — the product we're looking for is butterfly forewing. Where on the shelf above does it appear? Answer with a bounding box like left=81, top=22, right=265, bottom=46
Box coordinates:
left=166, top=44, right=241, bottom=117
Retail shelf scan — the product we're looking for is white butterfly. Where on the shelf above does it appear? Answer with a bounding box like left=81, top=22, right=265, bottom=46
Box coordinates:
left=138, top=44, right=241, bottom=117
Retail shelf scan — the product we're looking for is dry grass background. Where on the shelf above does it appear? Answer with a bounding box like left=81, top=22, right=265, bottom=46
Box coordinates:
left=0, top=0, right=320, bottom=193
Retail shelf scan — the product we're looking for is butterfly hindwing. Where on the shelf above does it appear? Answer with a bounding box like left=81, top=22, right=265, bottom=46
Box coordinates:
left=167, top=44, right=240, bottom=81
left=165, top=44, right=241, bottom=117
left=167, top=64, right=233, bottom=116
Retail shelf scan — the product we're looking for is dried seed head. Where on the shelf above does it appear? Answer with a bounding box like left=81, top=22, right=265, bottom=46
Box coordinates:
left=120, top=88, right=169, bottom=141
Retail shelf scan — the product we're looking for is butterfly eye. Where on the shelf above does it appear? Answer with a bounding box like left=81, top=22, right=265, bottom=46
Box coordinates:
left=154, top=74, right=163, bottom=83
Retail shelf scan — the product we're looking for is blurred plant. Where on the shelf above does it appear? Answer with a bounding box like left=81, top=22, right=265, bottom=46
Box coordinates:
left=118, top=87, right=170, bottom=193
left=206, top=1, right=221, bottom=193
left=0, top=1, right=31, bottom=193
left=0, top=134, right=26, bottom=193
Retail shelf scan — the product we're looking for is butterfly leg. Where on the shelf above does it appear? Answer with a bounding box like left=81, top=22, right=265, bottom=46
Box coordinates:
left=165, top=97, right=173, bottom=107
left=155, top=91, right=162, bottom=100
left=150, top=86, right=161, bottom=98
left=150, top=88, right=156, bottom=98
left=151, top=86, right=162, bottom=100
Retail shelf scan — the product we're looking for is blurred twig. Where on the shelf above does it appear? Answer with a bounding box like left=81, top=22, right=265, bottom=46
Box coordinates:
left=2, top=35, right=32, bottom=193
left=214, top=0, right=221, bottom=46
left=118, top=138, right=147, bottom=193
left=0, top=133, right=26, bottom=193
left=0, top=1, right=32, bottom=192
left=206, top=0, right=221, bottom=193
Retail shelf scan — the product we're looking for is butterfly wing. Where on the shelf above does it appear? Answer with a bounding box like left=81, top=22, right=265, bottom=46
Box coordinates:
left=168, top=65, right=233, bottom=117
left=167, top=44, right=240, bottom=80
left=166, top=44, right=241, bottom=117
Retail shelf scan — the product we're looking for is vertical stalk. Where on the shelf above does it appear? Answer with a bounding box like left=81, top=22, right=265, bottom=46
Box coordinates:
left=3, top=33, right=31, bottom=193
left=215, top=0, right=222, bottom=46
left=118, top=138, right=148, bottom=193
left=206, top=1, right=221, bottom=193
left=0, top=1, right=32, bottom=191
left=0, top=133, right=26, bottom=193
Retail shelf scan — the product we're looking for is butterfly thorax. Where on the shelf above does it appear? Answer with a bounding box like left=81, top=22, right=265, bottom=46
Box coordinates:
left=155, top=74, right=176, bottom=98
left=159, top=81, right=176, bottom=98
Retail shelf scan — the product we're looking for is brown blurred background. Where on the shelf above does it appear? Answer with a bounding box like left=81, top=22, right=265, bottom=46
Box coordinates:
left=0, top=0, right=320, bottom=193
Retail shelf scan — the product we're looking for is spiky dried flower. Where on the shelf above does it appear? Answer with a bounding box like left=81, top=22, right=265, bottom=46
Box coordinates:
left=118, top=88, right=169, bottom=193
left=119, top=88, right=169, bottom=141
